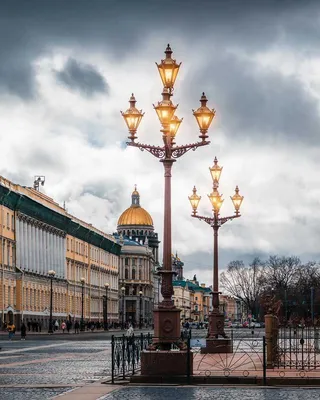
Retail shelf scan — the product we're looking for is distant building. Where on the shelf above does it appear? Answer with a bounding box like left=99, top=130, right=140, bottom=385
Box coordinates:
left=0, top=176, right=121, bottom=330
left=172, top=253, right=184, bottom=280
left=116, top=187, right=161, bottom=327
left=173, top=273, right=211, bottom=324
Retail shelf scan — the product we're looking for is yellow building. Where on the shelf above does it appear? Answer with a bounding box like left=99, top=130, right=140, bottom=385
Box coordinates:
left=0, top=176, right=121, bottom=330
left=173, top=275, right=211, bottom=324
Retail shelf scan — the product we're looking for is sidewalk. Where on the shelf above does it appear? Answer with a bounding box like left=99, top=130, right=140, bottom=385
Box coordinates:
left=53, top=382, right=121, bottom=400
left=0, top=328, right=152, bottom=335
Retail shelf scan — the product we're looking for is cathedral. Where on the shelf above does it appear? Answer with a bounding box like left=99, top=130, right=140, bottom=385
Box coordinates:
left=115, top=187, right=161, bottom=327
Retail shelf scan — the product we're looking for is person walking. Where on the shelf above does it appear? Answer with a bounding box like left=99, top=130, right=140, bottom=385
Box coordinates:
left=54, top=320, right=59, bottom=331
left=126, top=324, right=134, bottom=346
left=7, top=323, right=15, bottom=340
left=75, top=321, right=80, bottom=334
left=61, top=321, right=66, bottom=333
left=21, top=322, right=26, bottom=340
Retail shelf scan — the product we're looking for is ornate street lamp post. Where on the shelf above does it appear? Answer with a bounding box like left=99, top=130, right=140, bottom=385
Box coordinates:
left=80, top=277, right=85, bottom=332
left=48, top=270, right=56, bottom=334
left=139, top=290, right=143, bottom=329
left=121, top=45, right=215, bottom=349
left=121, top=286, right=125, bottom=329
left=104, top=283, right=109, bottom=331
left=188, top=157, right=243, bottom=353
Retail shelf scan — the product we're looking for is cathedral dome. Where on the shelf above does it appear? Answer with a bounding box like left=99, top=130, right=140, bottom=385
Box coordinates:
left=117, top=186, right=154, bottom=227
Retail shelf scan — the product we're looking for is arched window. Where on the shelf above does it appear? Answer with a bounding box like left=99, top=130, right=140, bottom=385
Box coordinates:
left=125, top=258, right=129, bottom=266
left=125, top=269, right=129, bottom=279
left=139, top=269, right=142, bottom=280
left=132, top=269, right=136, bottom=280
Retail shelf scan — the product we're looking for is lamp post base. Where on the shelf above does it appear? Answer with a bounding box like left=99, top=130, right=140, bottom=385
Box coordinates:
left=201, top=311, right=233, bottom=353
left=151, top=307, right=182, bottom=350
left=207, top=311, right=227, bottom=339
left=201, top=338, right=233, bottom=354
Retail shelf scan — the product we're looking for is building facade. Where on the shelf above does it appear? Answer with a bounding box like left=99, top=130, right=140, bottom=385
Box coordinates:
left=116, top=187, right=160, bottom=327
left=0, top=176, right=121, bottom=330
left=173, top=275, right=211, bottom=324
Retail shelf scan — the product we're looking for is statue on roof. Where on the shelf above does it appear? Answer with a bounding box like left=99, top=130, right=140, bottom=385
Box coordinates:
left=193, top=274, right=197, bottom=281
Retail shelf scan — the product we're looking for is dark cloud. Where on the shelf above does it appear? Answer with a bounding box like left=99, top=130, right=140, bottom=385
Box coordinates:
left=182, top=51, right=320, bottom=145
left=55, top=58, right=108, bottom=97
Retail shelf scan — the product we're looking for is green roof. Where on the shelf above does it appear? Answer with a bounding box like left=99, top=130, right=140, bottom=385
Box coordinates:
left=173, top=280, right=211, bottom=292
left=0, top=184, right=121, bottom=256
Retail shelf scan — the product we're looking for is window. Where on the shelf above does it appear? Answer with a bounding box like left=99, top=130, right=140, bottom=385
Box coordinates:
left=132, top=258, right=136, bottom=266
left=125, top=258, right=129, bottom=266
left=139, top=269, right=142, bottom=280
left=6, top=213, right=9, bottom=229
left=132, top=269, right=136, bottom=280
left=67, top=238, right=69, bottom=251
left=125, top=269, right=129, bottom=279
left=11, top=215, right=14, bottom=231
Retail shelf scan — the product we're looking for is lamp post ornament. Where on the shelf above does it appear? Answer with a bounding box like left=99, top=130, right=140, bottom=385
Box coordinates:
left=121, top=44, right=215, bottom=349
left=188, top=158, right=244, bottom=342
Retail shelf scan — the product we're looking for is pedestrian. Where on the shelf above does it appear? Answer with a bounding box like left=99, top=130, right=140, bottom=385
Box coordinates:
left=54, top=320, right=59, bottom=331
left=61, top=321, right=66, bottom=333
left=38, top=321, right=42, bottom=332
left=27, top=321, right=31, bottom=332
left=66, top=320, right=71, bottom=334
left=7, top=323, right=15, bottom=340
left=21, top=322, right=26, bottom=340
left=126, top=324, right=134, bottom=346
left=75, top=321, right=80, bottom=334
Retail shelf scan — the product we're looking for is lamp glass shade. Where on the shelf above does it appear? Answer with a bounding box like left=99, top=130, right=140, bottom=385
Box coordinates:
left=80, top=277, right=85, bottom=284
left=208, top=189, right=224, bottom=213
left=48, top=270, right=56, bottom=277
left=121, top=94, right=144, bottom=134
left=105, top=283, right=109, bottom=288
left=194, top=109, right=215, bottom=131
left=156, top=44, right=181, bottom=88
left=192, top=93, right=215, bottom=132
left=209, top=157, right=223, bottom=183
left=231, top=186, right=244, bottom=212
left=188, top=186, right=201, bottom=212
left=154, top=102, right=176, bottom=125
left=169, top=115, right=183, bottom=137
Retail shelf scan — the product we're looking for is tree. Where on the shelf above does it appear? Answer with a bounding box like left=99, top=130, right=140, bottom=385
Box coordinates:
left=220, top=257, right=264, bottom=319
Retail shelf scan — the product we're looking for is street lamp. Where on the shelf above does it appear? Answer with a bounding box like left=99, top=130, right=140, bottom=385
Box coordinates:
left=80, top=277, right=85, bottom=332
left=189, top=157, right=243, bottom=348
left=121, top=286, right=125, bottom=329
left=48, top=270, right=56, bottom=334
left=139, top=290, right=143, bottom=329
left=121, top=44, right=215, bottom=349
left=104, top=283, right=109, bottom=331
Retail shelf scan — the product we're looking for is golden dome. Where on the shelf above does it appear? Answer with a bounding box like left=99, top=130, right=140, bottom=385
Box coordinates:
left=117, top=186, right=153, bottom=227
left=118, top=206, right=153, bottom=227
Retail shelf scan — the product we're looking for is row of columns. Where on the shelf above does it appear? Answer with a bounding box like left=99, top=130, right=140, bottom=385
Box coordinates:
left=16, top=216, right=66, bottom=278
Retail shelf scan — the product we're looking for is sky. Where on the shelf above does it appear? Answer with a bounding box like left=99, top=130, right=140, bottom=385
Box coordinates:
left=1, top=0, right=320, bottom=286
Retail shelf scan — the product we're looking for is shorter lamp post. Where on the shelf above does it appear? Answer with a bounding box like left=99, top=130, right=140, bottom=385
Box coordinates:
left=139, top=290, right=143, bottom=329
left=189, top=157, right=243, bottom=343
left=104, top=283, right=109, bottom=331
left=121, top=286, right=125, bottom=329
left=80, top=277, right=85, bottom=332
left=48, top=270, right=56, bottom=334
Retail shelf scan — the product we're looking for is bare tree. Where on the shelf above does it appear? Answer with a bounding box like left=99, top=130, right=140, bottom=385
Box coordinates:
left=220, top=257, right=264, bottom=318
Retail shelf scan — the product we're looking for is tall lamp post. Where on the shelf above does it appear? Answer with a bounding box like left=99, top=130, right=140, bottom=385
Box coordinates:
left=104, top=283, right=109, bottom=331
left=139, top=290, right=143, bottom=329
left=80, top=277, right=85, bottom=332
left=121, top=44, right=215, bottom=349
left=121, top=286, right=125, bottom=329
left=188, top=157, right=243, bottom=352
left=48, top=270, right=56, bottom=334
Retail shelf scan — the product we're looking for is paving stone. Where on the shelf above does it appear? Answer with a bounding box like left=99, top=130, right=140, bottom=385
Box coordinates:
left=101, top=387, right=320, bottom=400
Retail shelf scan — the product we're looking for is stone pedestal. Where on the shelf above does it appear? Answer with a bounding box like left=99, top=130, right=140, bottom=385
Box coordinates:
left=201, top=338, right=233, bottom=354
left=265, top=314, right=279, bottom=368
left=141, top=350, right=192, bottom=376
left=153, top=307, right=181, bottom=348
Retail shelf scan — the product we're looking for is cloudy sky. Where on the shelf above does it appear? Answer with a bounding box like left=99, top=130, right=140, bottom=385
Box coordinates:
left=1, top=0, right=320, bottom=286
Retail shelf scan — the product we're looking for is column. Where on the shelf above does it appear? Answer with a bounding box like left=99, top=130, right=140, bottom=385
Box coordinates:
left=35, top=226, right=39, bottom=274
left=23, top=220, right=29, bottom=270
left=39, top=228, right=44, bottom=275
